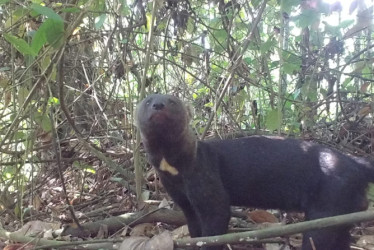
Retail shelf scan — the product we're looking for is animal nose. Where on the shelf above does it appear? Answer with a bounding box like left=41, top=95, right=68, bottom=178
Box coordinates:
left=152, top=102, right=165, bottom=110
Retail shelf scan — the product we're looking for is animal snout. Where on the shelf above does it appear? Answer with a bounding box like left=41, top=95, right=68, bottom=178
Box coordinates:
left=152, top=102, right=165, bottom=110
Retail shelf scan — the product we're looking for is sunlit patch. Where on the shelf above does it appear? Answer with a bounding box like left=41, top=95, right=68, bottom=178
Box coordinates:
left=160, top=158, right=179, bottom=176
left=319, top=151, right=338, bottom=175
left=267, top=136, right=286, bottom=140
left=300, top=141, right=314, bottom=152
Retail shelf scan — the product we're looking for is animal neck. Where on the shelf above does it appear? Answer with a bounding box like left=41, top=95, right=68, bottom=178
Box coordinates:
left=144, top=127, right=197, bottom=167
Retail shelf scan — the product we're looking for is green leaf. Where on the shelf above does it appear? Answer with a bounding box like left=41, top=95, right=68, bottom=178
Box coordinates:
left=187, top=18, right=195, bottom=34
left=41, top=114, right=52, bottom=132
left=342, top=78, right=352, bottom=88
left=31, top=18, right=64, bottom=52
left=31, top=26, right=47, bottom=54
left=282, top=52, right=301, bottom=74
left=5, top=7, right=28, bottom=28
left=266, top=109, right=280, bottom=131
left=146, top=13, right=152, bottom=32
left=31, top=3, right=63, bottom=21
left=0, top=0, right=10, bottom=4
left=281, top=0, right=299, bottom=14
left=84, top=167, right=96, bottom=174
left=4, top=34, right=37, bottom=56
left=352, top=61, right=366, bottom=73
left=40, top=55, right=51, bottom=71
left=301, top=82, right=318, bottom=101
left=270, top=61, right=279, bottom=69
left=320, top=88, right=327, bottom=97
left=362, top=65, right=371, bottom=76
left=72, top=161, right=95, bottom=173
left=251, top=0, right=261, bottom=8
left=296, top=9, right=319, bottom=28
left=283, top=52, right=301, bottom=64
left=260, top=38, right=276, bottom=54
left=45, top=19, right=64, bottom=48
left=283, top=62, right=300, bottom=74
left=211, top=29, right=227, bottom=53
left=243, top=57, right=252, bottom=65
left=204, top=102, right=213, bottom=108
left=214, top=29, right=227, bottom=42
left=95, top=14, right=107, bottom=30
left=338, top=19, right=355, bottom=29
left=48, top=97, right=60, bottom=105
left=92, top=0, right=106, bottom=13
left=119, top=3, right=130, bottom=16
left=17, top=87, right=29, bottom=106
left=14, top=131, right=26, bottom=140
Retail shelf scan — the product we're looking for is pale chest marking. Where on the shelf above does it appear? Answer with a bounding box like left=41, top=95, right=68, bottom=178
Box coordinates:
left=160, top=158, right=179, bottom=175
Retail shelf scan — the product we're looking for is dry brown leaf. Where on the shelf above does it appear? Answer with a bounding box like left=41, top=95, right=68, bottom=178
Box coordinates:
left=264, top=243, right=291, bottom=250
left=363, top=226, right=374, bottom=234
left=358, top=106, right=371, bottom=117
left=130, top=223, right=157, bottom=237
left=32, top=194, right=43, bottom=210
left=158, top=198, right=171, bottom=209
left=15, top=221, right=60, bottom=237
left=119, top=231, right=173, bottom=250
left=171, top=225, right=190, bottom=239
left=0, top=75, right=9, bottom=88
left=145, top=231, right=173, bottom=250
left=289, top=233, right=303, bottom=248
left=4, top=243, right=35, bottom=250
left=4, top=90, right=11, bottom=108
left=361, top=82, right=370, bottom=93
left=248, top=210, right=279, bottom=223
left=182, top=45, right=193, bottom=66
left=119, top=236, right=148, bottom=250
left=357, top=235, right=374, bottom=248
left=96, top=224, right=108, bottom=239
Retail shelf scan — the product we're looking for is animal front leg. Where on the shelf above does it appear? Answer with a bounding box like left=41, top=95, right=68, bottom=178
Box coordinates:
left=180, top=203, right=202, bottom=237
left=186, top=178, right=231, bottom=250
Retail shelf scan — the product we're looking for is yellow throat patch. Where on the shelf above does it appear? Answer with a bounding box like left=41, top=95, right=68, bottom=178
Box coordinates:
left=160, top=158, right=179, bottom=176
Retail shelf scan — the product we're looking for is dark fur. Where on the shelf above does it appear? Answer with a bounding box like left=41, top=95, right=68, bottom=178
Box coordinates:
left=136, top=94, right=374, bottom=250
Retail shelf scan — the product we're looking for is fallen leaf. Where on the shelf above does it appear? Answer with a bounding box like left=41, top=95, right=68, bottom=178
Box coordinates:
left=248, top=210, right=279, bottom=223
left=357, top=235, right=374, bottom=248
left=15, top=221, right=59, bottom=237
left=120, top=231, right=173, bottom=250
left=358, top=106, right=371, bottom=117
left=171, top=225, right=190, bottom=239
left=4, top=243, right=34, bottom=250
left=360, top=82, right=370, bottom=93
left=130, top=223, right=157, bottom=237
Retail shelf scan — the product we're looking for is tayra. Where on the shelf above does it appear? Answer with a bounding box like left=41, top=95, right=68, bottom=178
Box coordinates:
left=136, top=94, right=374, bottom=250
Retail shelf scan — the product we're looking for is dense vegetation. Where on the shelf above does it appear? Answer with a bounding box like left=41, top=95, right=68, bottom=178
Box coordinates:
left=0, top=0, right=373, bottom=248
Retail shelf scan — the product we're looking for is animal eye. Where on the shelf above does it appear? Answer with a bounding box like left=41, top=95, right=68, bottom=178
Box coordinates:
left=145, top=98, right=152, bottom=105
left=169, top=99, right=176, bottom=105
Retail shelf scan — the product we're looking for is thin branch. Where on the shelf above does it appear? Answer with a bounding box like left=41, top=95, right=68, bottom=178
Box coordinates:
left=201, top=0, right=269, bottom=139
left=175, top=210, right=374, bottom=248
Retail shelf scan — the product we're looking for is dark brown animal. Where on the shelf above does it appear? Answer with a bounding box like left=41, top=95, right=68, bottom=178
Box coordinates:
left=136, top=94, right=374, bottom=250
